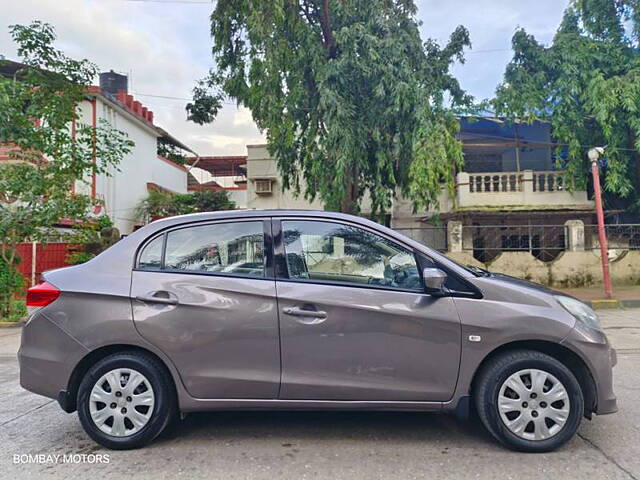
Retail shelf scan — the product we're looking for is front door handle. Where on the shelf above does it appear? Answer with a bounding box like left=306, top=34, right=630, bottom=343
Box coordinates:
left=135, top=291, right=179, bottom=305
left=283, top=306, right=327, bottom=324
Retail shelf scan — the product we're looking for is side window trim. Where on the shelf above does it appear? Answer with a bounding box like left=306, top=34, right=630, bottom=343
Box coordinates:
left=136, top=232, right=166, bottom=271
left=159, top=232, right=167, bottom=270
left=135, top=218, right=272, bottom=280
left=272, top=217, right=425, bottom=294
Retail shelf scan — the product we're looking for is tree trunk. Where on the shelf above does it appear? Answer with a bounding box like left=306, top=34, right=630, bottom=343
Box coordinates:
left=632, top=130, right=640, bottom=195
left=318, top=0, right=337, bottom=58
left=340, top=166, right=359, bottom=214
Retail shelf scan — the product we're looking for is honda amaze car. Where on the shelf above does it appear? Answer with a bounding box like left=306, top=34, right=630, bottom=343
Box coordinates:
left=19, top=210, right=617, bottom=451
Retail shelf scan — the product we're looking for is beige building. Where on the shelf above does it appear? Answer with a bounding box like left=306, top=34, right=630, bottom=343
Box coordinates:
left=245, top=144, right=324, bottom=211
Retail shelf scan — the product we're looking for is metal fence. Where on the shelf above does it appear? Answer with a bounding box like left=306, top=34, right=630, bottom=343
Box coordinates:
left=15, top=242, right=76, bottom=286
left=393, top=227, right=448, bottom=252
left=585, top=224, right=640, bottom=251
left=461, top=224, right=568, bottom=263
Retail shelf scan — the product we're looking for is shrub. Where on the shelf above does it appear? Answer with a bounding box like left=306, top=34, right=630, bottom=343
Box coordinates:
left=0, top=257, right=26, bottom=321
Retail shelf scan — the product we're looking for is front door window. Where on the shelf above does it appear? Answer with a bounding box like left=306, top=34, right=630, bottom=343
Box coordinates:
left=281, top=220, right=422, bottom=292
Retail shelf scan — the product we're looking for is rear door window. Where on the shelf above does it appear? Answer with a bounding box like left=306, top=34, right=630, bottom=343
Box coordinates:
left=138, top=221, right=266, bottom=278
left=138, top=235, right=164, bottom=270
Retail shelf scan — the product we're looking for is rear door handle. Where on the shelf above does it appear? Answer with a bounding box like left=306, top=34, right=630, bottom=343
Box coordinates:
left=283, top=307, right=327, bottom=318
left=135, top=291, right=179, bottom=305
left=283, top=307, right=327, bottom=324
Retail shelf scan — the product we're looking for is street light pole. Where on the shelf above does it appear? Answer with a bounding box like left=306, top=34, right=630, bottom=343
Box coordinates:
left=588, top=147, right=613, bottom=299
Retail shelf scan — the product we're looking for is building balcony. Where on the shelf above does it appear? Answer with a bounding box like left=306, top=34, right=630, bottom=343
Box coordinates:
left=455, top=170, right=594, bottom=211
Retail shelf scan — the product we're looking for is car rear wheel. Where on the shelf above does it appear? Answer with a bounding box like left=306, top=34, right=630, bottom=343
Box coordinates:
left=77, top=351, right=176, bottom=449
left=474, top=349, right=584, bottom=452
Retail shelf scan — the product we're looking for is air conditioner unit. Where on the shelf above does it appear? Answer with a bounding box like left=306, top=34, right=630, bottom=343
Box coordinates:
left=254, top=179, right=273, bottom=194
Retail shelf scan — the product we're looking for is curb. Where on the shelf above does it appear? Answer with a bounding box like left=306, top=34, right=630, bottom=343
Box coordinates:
left=0, top=320, right=25, bottom=328
left=590, top=299, right=621, bottom=309
left=621, top=299, right=640, bottom=308
left=587, top=299, right=640, bottom=309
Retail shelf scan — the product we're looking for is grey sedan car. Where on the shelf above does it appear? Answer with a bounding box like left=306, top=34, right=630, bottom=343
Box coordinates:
left=19, top=210, right=617, bottom=451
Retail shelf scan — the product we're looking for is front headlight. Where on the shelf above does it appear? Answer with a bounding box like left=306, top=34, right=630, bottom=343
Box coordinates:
left=554, top=295, right=601, bottom=331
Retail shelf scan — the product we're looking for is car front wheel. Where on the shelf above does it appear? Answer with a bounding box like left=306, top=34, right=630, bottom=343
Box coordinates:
left=77, top=351, right=176, bottom=449
left=474, top=349, right=584, bottom=452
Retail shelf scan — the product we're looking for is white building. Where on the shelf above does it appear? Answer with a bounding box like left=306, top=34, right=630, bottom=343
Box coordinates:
left=1, top=63, right=191, bottom=235
left=72, top=72, right=190, bottom=234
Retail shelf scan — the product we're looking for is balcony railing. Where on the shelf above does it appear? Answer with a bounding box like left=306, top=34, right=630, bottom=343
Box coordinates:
left=468, top=171, right=568, bottom=194
left=456, top=170, right=592, bottom=209
left=533, top=171, right=566, bottom=192
left=469, top=172, right=522, bottom=193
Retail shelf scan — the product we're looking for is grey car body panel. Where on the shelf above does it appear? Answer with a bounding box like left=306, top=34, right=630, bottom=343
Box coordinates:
left=276, top=280, right=461, bottom=401
left=131, top=271, right=280, bottom=399
left=448, top=277, right=576, bottom=407
left=19, top=312, right=89, bottom=400
left=18, top=209, right=617, bottom=417
left=560, top=318, right=618, bottom=414
left=18, top=291, right=191, bottom=406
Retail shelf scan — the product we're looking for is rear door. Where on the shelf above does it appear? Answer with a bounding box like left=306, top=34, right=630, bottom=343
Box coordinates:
left=274, top=218, right=461, bottom=401
left=130, top=218, right=280, bottom=399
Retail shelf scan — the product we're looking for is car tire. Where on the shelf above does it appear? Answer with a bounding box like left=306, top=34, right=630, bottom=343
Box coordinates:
left=474, top=349, right=584, bottom=452
left=77, top=351, right=176, bottom=450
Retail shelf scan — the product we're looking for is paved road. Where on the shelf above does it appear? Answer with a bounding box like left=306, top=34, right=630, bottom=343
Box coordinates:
left=1, top=310, right=639, bottom=480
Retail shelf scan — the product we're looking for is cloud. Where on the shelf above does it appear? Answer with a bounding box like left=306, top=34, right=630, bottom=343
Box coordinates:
left=1, top=0, right=568, bottom=154
left=416, top=0, right=568, bottom=100
left=0, top=0, right=265, bottom=156
left=232, top=107, right=255, bottom=127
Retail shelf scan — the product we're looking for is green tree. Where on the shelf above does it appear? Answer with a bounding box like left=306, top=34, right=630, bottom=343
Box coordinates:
left=0, top=21, right=133, bottom=313
left=493, top=0, right=640, bottom=208
left=187, top=0, right=471, bottom=215
left=136, top=189, right=236, bottom=222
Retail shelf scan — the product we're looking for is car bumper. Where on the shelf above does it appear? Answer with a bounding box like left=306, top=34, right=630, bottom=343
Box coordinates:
left=562, top=323, right=617, bottom=415
left=18, top=311, right=88, bottom=403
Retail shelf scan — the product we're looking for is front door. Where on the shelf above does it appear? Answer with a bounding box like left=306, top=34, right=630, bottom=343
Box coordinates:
left=275, top=219, right=461, bottom=401
left=131, top=219, right=280, bottom=399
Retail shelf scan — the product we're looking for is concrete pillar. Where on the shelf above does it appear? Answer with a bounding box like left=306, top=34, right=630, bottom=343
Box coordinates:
left=565, top=219, right=585, bottom=252
left=447, top=221, right=463, bottom=253
left=521, top=170, right=534, bottom=204
left=456, top=172, right=470, bottom=208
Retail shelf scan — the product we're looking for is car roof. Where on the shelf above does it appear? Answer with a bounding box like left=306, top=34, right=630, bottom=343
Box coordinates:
left=147, top=209, right=377, bottom=229
left=45, top=208, right=475, bottom=292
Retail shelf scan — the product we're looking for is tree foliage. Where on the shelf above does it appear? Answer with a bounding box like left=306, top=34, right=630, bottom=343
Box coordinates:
left=0, top=22, right=133, bottom=307
left=493, top=0, right=640, bottom=206
left=66, top=216, right=120, bottom=265
left=188, top=0, right=471, bottom=214
left=136, top=189, right=236, bottom=222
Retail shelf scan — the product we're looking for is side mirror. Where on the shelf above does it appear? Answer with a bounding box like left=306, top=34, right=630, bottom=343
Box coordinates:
left=423, top=268, right=447, bottom=295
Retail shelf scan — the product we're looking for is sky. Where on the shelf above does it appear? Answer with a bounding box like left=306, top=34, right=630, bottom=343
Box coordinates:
left=0, top=0, right=569, bottom=158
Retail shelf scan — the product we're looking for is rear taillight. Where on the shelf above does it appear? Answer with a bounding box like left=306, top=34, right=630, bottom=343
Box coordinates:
left=26, top=281, right=61, bottom=309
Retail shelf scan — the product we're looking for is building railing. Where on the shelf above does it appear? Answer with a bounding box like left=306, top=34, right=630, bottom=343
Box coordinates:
left=460, top=224, right=568, bottom=262
left=394, top=221, right=640, bottom=264
left=532, top=171, right=566, bottom=192
left=584, top=224, right=640, bottom=251
left=467, top=170, right=568, bottom=194
left=469, top=172, right=522, bottom=193
left=456, top=170, right=592, bottom=209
